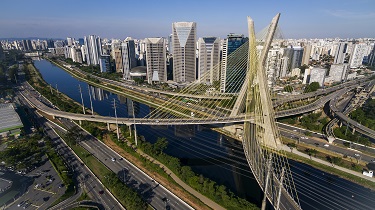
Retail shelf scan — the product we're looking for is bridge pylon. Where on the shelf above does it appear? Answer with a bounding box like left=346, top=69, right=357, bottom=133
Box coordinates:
left=241, top=13, right=301, bottom=210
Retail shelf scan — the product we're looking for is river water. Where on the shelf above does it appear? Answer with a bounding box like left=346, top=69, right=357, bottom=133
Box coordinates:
left=33, top=59, right=375, bottom=210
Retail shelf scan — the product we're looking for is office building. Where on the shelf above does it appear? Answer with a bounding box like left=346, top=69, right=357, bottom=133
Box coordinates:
left=99, top=55, right=111, bottom=73
left=172, top=22, right=196, bottom=83
left=220, top=34, right=248, bottom=93
left=290, top=46, right=304, bottom=69
left=113, top=47, right=123, bottom=73
left=0, top=44, right=4, bottom=61
left=197, top=37, right=220, bottom=84
left=121, top=37, right=137, bottom=80
left=84, top=35, right=102, bottom=65
left=145, top=37, right=167, bottom=84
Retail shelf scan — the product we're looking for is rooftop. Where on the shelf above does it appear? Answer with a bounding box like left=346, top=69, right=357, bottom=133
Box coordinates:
left=0, top=103, right=23, bottom=133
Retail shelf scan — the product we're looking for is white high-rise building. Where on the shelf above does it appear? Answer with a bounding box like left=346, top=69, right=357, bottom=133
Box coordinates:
left=333, top=42, right=347, bottom=64
left=121, top=37, right=137, bottom=80
left=327, top=64, right=348, bottom=83
left=349, top=43, right=367, bottom=68
left=84, top=35, right=102, bottom=65
left=309, top=67, right=326, bottom=87
left=172, top=22, right=196, bottom=83
left=197, top=37, right=220, bottom=84
left=145, top=37, right=167, bottom=84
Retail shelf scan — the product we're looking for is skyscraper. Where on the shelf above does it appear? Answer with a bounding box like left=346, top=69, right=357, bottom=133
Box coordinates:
left=145, top=37, right=167, bottom=84
left=333, top=42, right=347, bottom=64
left=0, top=44, right=4, bottom=61
left=220, top=34, right=248, bottom=93
left=349, top=43, right=367, bottom=68
left=121, top=37, right=137, bottom=80
left=197, top=37, right=220, bottom=84
left=66, top=37, right=74, bottom=47
left=84, top=35, right=102, bottom=65
left=290, top=46, right=304, bottom=69
left=172, top=22, right=196, bottom=83
left=301, top=44, right=311, bottom=65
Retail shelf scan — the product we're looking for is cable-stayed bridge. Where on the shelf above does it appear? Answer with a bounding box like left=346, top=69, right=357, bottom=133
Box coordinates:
left=22, top=14, right=307, bottom=210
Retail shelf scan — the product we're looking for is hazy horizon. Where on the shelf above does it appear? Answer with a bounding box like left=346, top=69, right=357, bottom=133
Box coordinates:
left=1, top=0, right=375, bottom=40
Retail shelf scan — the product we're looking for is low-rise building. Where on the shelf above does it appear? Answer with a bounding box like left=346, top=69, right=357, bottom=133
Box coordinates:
left=0, top=103, right=23, bottom=138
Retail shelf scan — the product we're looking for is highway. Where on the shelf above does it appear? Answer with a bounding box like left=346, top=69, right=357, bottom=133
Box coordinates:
left=15, top=87, right=123, bottom=210
left=54, top=118, right=194, bottom=210
left=19, top=79, right=368, bottom=127
left=18, top=79, right=194, bottom=210
left=273, top=78, right=368, bottom=107
left=278, top=123, right=375, bottom=163
left=328, top=80, right=375, bottom=140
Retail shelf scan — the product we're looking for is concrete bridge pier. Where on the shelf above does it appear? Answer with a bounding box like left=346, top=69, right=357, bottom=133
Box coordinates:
left=52, top=115, right=56, bottom=119
left=352, top=127, right=356, bottom=134
left=79, top=120, right=82, bottom=125
left=107, top=123, right=110, bottom=131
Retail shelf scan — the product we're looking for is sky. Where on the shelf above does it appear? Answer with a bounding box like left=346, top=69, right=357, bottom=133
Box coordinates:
left=1, top=0, right=375, bottom=40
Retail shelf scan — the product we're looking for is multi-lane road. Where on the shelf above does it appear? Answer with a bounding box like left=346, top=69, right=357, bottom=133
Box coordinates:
left=15, top=86, right=123, bottom=210
left=18, top=80, right=193, bottom=210
left=278, top=123, right=375, bottom=163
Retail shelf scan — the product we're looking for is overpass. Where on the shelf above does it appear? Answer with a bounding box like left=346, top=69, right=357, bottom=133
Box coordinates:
left=21, top=80, right=365, bottom=127
left=328, top=81, right=375, bottom=140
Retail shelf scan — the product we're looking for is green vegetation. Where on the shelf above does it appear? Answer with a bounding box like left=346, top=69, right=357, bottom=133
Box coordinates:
left=0, top=134, right=44, bottom=169
left=333, top=126, right=371, bottom=146
left=23, top=63, right=84, bottom=114
left=279, top=111, right=329, bottom=133
left=70, top=144, right=147, bottom=210
left=46, top=138, right=75, bottom=205
left=138, top=137, right=259, bottom=210
left=350, top=98, right=375, bottom=130
left=284, top=151, right=375, bottom=190
left=304, top=82, right=320, bottom=93
left=283, top=85, right=293, bottom=93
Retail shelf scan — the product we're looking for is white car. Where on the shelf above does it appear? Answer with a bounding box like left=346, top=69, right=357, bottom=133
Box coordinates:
left=111, top=157, right=116, bottom=162
left=354, top=154, right=360, bottom=157
left=324, top=144, right=329, bottom=147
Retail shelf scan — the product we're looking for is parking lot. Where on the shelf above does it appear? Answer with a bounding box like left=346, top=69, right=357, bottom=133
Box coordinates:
left=5, top=156, right=65, bottom=210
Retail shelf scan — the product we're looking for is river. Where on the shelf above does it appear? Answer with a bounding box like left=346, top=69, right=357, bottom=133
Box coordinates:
left=33, top=59, right=375, bottom=210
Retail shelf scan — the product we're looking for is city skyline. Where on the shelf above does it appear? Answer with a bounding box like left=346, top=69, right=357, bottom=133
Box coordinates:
left=1, top=0, right=375, bottom=39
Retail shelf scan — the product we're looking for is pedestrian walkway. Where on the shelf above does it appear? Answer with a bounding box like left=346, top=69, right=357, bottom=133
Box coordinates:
left=106, top=137, right=225, bottom=210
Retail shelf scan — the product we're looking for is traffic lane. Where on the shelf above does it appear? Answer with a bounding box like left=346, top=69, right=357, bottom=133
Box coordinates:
left=81, top=137, right=192, bottom=210
left=280, top=129, right=374, bottom=162
left=42, top=117, right=120, bottom=210
left=50, top=131, right=117, bottom=209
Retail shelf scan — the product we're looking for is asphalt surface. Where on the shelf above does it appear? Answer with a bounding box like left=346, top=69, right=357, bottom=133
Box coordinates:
left=57, top=118, right=194, bottom=210
left=18, top=77, right=193, bottom=209
left=277, top=123, right=375, bottom=163
left=15, top=82, right=123, bottom=210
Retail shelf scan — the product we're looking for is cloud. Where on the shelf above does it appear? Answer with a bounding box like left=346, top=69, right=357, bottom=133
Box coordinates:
left=324, top=9, right=375, bottom=19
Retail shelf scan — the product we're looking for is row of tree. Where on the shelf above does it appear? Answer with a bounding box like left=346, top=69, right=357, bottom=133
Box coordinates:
left=139, top=137, right=259, bottom=210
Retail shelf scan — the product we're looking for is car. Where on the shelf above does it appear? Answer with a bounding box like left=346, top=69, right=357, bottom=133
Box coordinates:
left=58, top=184, right=64, bottom=188
left=324, top=144, right=329, bottom=147
left=354, top=153, right=360, bottom=157
left=99, top=190, right=104, bottom=194
left=111, top=157, right=116, bottom=162
left=293, top=129, right=297, bottom=132
left=17, top=201, right=26, bottom=207
left=23, top=202, right=30, bottom=209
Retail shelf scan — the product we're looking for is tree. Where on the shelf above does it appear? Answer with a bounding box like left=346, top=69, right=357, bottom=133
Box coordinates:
left=153, top=137, right=168, bottom=154
left=287, top=143, right=296, bottom=152
left=304, top=82, right=320, bottom=93
left=283, top=85, right=293, bottom=93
